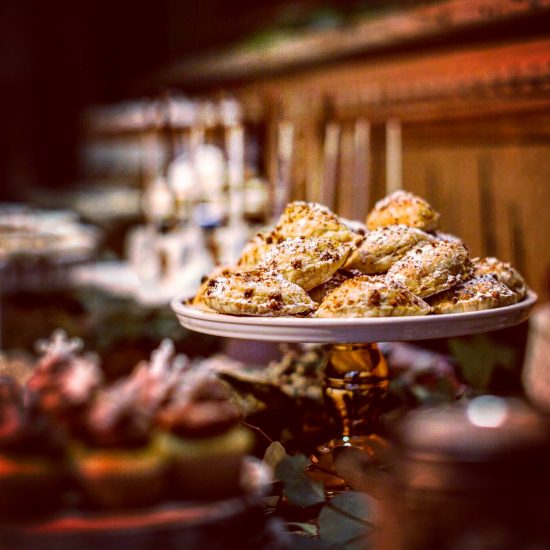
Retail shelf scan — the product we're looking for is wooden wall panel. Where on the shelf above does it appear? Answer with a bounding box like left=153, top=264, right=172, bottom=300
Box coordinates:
left=403, top=139, right=550, bottom=300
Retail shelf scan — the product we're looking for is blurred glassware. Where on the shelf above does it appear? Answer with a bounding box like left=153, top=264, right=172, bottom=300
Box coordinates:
left=194, top=144, right=226, bottom=200
left=142, top=175, right=175, bottom=227
left=169, top=155, right=198, bottom=205
left=69, top=185, right=142, bottom=224
left=0, top=205, right=99, bottom=293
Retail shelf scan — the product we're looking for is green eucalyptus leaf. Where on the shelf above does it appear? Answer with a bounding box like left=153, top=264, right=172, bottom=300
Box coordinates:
left=286, top=522, right=318, bottom=536
left=449, top=335, right=518, bottom=389
left=318, top=491, right=373, bottom=547
left=333, top=446, right=389, bottom=499
left=263, top=441, right=287, bottom=472
left=275, top=454, right=325, bottom=507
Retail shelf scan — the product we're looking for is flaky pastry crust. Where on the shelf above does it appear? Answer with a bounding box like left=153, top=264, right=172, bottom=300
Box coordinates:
left=428, top=275, right=518, bottom=313
left=472, top=257, right=527, bottom=300
left=202, top=268, right=315, bottom=316
left=315, top=275, right=432, bottom=318
left=345, top=225, right=434, bottom=274
left=367, top=191, right=440, bottom=231
left=238, top=201, right=358, bottom=269
left=193, top=265, right=234, bottom=311
left=432, top=230, right=467, bottom=248
left=258, top=237, right=354, bottom=291
left=237, top=232, right=278, bottom=268
left=387, top=241, right=472, bottom=298
left=308, top=269, right=363, bottom=304
left=275, top=201, right=357, bottom=243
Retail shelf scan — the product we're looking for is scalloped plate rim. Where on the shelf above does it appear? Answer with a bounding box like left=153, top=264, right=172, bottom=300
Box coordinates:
left=171, top=291, right=537, bottom=343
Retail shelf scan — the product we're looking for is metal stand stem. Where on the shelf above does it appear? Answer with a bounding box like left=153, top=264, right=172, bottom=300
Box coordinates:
left=310, top=343, right=389, bottom=481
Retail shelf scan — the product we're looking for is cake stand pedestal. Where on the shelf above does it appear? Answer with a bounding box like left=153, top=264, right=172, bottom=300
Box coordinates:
left=172, top=293, right=537, bottom=471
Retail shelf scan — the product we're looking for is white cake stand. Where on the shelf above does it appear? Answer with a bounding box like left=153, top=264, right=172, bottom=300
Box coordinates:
left=172, top=293, right=537, bottom=464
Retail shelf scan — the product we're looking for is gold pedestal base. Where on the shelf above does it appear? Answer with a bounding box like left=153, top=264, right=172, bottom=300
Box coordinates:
left=309, top=343, right=390, bottom=488
left=324, top=342, right=389, bottom=441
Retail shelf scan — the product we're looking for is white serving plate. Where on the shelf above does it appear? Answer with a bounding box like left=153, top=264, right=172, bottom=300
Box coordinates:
left=171, top=291, right=537, bottom=344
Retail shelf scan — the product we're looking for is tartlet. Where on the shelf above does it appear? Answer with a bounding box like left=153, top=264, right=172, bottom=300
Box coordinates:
left=315, top=275, right=432, bottom=318
left=26, top=330, right=103, bottom=436
left=202, top=268, right=315, bottom=316
left=258, top=237, right=355, bottom=290
left=156, top=369, right=253, bottom=499
left=345, top=224, right=435, bottom=274
left=472, top=256, right=527, bottom=300
left=387, top=241, right=472, bottom=298
left=428, top=275, right=518, bottom=313
left=366, top=190, right=440, bottom=231
left=71, top=377, right=168, bottom=509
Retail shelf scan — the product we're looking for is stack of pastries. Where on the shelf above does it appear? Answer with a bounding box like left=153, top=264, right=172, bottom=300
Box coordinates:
left=194, top=191, right=527, bottom=318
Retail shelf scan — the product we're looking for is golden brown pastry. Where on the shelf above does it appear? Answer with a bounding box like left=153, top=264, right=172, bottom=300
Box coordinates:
left=238, top=202, right=359, bottom=269
left=345, top=225, right=435, bottom=274
left=315, top=275, right=432, bottom=318
left=307, top=269, right=363, bottom=303
left=193, top=266, right=234, bottom=311
left=340, top=217, right=368, bottom=236
left=258, top=237, right=354, bottom=291
left=432, top=230, right=467, bottom=248
left=366, top=191, right=440, bottom=231
left=202, top=268, right=315, bottom=316
left=428, top=275, right=518, bottom=314
left=387, top=241, right=472, bottom=298
left=237, top=232, right=278, bottom=268
left=472, top=256, right=527, bottom=300
left=275, top=201, right=357, bottom=243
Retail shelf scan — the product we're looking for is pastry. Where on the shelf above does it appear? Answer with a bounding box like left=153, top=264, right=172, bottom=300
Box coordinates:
left=258, top=237, right=355, bottom=290
left=198, top=192, right=528, bottom=318
left=237, top=231, right=279, bottom=268
left=26, top=330, right=103, bottom=436
left=275, top=201, right=357, bottom=243
left=156, top=368, right=253, bottom=499
left=193, top=266, right=234, bottom=310
left=238, top=201, right=357, bottom=268
left=203, top=267, right=315, bottom=316
left=366, top=190, right=440, bottom=231
left=428, top=275, right=518, bottom=313
left=340, top=217, right=367, bottom=236
left=308, top=269, right=363, bottom=303
left=472, top=256, right=527, bottom=299
left=387, top=241, right=472, bottom=298
left=345, top=225, right=435, bottom=274
left=315, top=275, right=432, bottom=318
left=432, top=230, right=467, bottom=248
left=71, top=376, right=168, bottom=509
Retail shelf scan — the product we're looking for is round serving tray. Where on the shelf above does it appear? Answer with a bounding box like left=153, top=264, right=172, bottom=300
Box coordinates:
left=0, top=497, right=271, bottom=550
left=0, top=460, right=277, bottom=550
left=171, top=292, right=537, bottom=343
